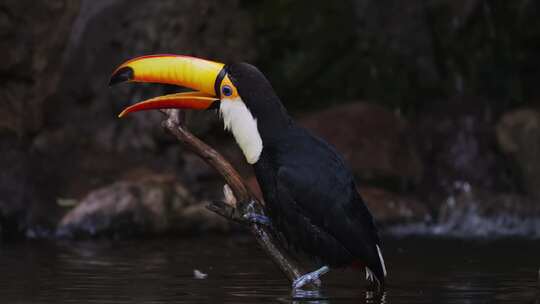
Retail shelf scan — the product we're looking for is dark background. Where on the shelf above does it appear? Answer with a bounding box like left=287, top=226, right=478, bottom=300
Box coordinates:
left=1, top=0, right=539, bottom=240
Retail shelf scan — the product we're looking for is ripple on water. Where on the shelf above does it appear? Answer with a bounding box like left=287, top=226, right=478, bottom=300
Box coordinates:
left=0, top=237, right=539, bottom=303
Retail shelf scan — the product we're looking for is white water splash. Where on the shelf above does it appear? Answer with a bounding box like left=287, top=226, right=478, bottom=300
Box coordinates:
left=388, top=190, right=540, bottom=239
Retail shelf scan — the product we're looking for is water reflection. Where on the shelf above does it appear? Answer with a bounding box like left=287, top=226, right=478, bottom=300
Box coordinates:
left=291, top=289, right=329, bottom=304
left=290, top=289, right=388, bottom=304
left=366, top=290, right=387, bottom=304
left=0, top=237, right=538, bottom=303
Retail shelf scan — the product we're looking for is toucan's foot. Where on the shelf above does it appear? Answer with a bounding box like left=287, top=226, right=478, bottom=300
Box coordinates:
left=292, top=266, right=330, bottom=290
left=243, top=212, right=271, bottom=226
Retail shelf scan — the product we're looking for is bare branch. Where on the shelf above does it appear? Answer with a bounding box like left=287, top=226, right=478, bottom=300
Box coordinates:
left=159, top=109, right=314, bottom=288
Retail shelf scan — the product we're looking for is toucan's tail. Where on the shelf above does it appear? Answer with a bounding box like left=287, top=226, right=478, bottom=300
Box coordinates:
left=366, top=244, right=387, bottom=286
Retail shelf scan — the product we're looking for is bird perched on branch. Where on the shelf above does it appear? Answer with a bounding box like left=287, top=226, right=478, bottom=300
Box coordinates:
left=109, top=55, right=387, bottom=289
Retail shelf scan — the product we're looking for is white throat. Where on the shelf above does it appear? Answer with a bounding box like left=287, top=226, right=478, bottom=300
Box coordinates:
left=220, top=98, right=263, bottom=164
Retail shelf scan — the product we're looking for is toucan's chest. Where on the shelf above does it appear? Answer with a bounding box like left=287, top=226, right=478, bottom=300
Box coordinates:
left=251, top=128, right=351, bottom=219
left=252, top=148, right=281, bottom=214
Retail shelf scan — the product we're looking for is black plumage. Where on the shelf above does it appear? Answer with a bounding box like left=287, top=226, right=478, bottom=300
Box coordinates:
left=227, top=63, right=386, bottom=283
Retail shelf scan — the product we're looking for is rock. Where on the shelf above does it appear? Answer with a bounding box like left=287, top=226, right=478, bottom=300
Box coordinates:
left=496, top=108, right=540, bottom=200
left=415, top=97, right=514, bottom=200
left=0, top=0, right=81, bottom=136
left=360, top=187, right=431, bottom=226
left=299, top=102, right=423, bottom=187
left=3, top=0, right=539, bottom=239
left=0, top=133, right=65, bottom=239
left=0, top=1, right=81, bottom=238
left=0, top=0, right=256, bottom=239
left=57, top=175, right=229, bottom=238
left=55, top=0, right=255, bottom=154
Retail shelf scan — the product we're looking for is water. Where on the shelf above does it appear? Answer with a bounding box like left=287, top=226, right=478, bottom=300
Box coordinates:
left=0, top=236, right=538, bottom=303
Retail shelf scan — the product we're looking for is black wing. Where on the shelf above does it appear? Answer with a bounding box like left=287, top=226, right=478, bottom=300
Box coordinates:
left=275, top=129, right=386, bottom=281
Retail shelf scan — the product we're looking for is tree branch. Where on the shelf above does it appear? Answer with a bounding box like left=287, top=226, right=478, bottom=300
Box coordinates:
left=159, top=109, right=313, bottom=288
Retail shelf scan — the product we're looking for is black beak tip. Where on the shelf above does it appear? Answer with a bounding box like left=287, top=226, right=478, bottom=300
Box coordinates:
left=109, top=66, right=134, bottom=86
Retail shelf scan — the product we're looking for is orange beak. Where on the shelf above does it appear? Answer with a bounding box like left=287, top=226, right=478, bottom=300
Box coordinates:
left=109, top=54, right=225, bottom=117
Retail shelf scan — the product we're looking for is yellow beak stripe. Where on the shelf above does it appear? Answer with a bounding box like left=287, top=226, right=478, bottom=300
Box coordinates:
left=111, top=54, right=225, bottom=96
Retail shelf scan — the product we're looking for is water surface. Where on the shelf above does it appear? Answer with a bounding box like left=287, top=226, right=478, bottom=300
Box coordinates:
left=0, top=236, right=538, bottom=303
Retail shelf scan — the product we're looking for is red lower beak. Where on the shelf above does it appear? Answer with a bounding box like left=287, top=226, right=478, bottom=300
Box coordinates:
left=118, top=91, right=219, bottom=118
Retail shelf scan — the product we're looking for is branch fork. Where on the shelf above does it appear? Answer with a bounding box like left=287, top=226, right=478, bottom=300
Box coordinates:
left=159, top=109, right=315, bottom=289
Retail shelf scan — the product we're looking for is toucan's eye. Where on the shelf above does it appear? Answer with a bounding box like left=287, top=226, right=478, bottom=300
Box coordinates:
left=222, top=85, right=233, bottom=97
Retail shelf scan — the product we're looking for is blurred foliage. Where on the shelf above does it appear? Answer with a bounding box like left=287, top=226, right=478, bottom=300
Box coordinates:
left=427, top=0, right=540, bottom=111
left=241, top=0, right=540, bottom=115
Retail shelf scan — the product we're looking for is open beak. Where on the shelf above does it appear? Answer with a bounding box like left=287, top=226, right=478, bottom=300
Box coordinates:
left=109, top=54, right=225, bottom=117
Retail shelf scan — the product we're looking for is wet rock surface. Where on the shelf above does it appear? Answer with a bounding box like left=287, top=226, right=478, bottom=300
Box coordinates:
left=434, top=189, right=540, bottom=237
left=58, top=174, right=229, bottom=238
left=2, top=0, right=540, bottom=239
left=0, top=0, right=81, bottom=136
left=56, top=0, right=255, bottom=154
left=414, top=98, right=515, bottom=201
left=360, top=187, right=431, bottom=226
left=0, top=0, right=254, bottom=237
left=0, top=0, right=82, bottom=238
left=496, top=108, right=540, bottom=200
left=300, top=102, right=423, bottom=188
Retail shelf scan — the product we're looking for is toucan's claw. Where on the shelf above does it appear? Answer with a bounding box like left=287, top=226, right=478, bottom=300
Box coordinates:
left=243, top=212, right=272, bottom=226
left=292, top=266, right=329, bottom=290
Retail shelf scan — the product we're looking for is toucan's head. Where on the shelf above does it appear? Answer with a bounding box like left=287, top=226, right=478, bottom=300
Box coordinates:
left=110, top=54, right=290, bottom=164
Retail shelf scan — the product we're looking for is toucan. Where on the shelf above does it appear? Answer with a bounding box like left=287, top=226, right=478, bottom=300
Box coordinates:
left=109, top=55, right=387, bottom=289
